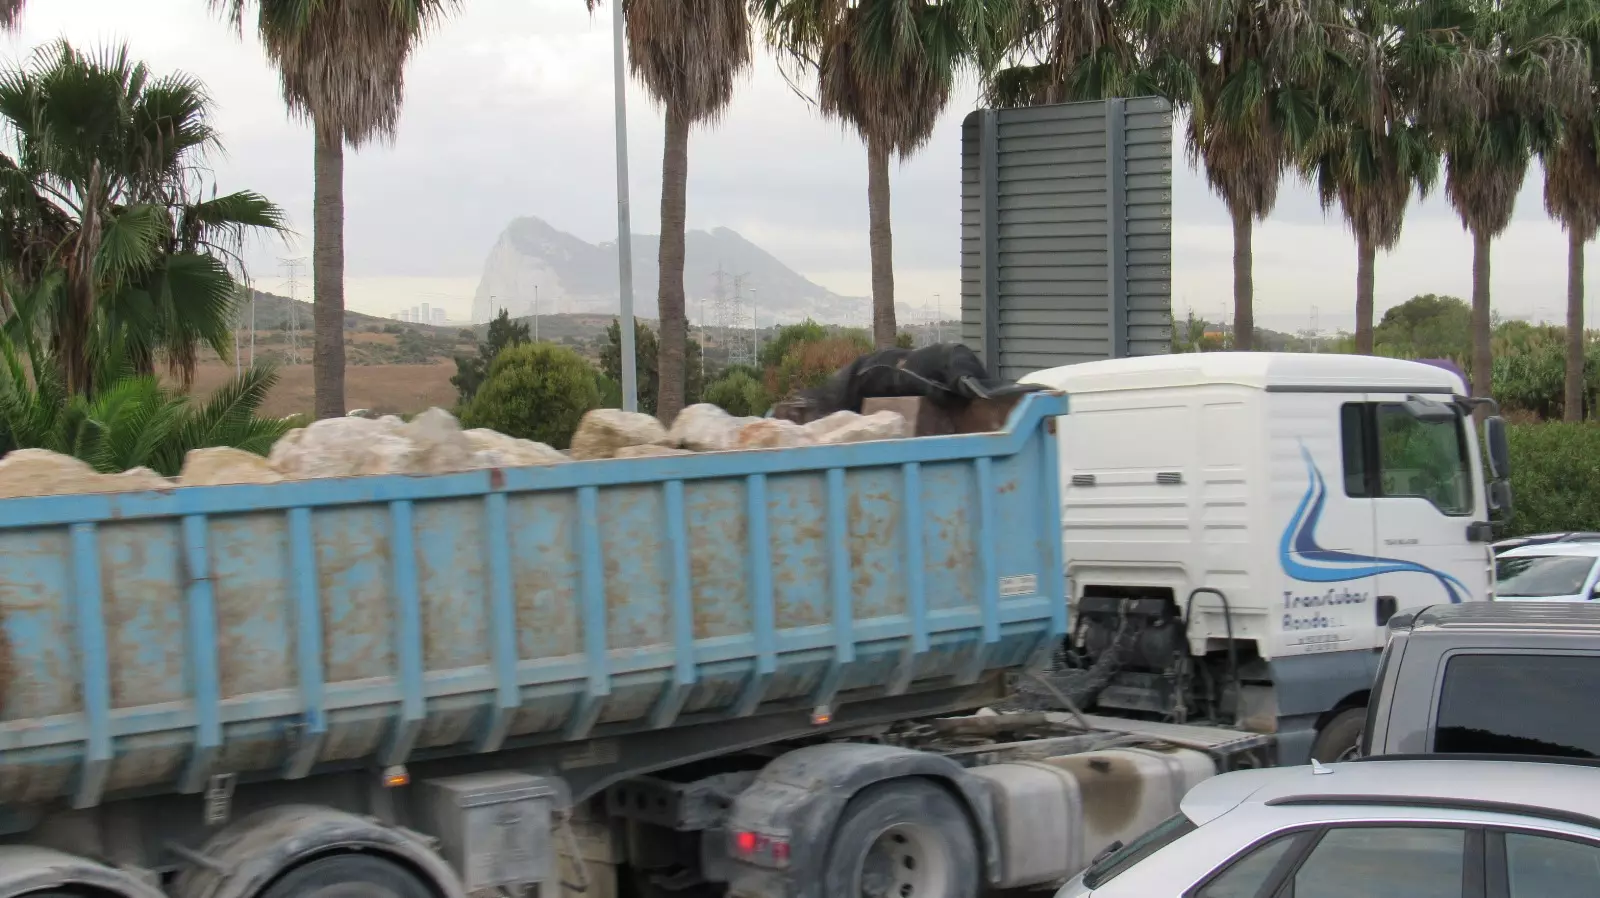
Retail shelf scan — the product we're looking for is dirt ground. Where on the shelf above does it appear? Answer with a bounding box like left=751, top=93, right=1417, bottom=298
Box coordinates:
left=186, top=362, right=458, bottom=418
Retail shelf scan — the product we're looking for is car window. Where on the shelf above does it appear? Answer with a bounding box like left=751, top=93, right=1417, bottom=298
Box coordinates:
left=1434, top=654, right=1600, bottom=758
left=1194, top=835, right=1298, bottom=898
left=1495, top=555, right=1597, bottom=598
left=1288, top=827, right=1465, bottom=898
left=1505, top=832, right=1600, bottom=898
left=1081, top=812, right=1197, bottom=888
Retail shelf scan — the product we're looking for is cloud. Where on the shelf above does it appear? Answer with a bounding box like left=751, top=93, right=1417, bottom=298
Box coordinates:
left=4, top=1, right=1591, bottom=330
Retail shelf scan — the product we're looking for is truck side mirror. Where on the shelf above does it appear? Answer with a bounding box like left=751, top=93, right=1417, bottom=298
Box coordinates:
left=1484, top=416, right=1510, bottom=481
left=1488, top=479, right=1513, bottom=519
left=1402, top=395, right=1456, bottom=423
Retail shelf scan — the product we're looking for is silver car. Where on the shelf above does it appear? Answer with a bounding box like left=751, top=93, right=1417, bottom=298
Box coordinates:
left=1056, top=757, right=1600, bottom=898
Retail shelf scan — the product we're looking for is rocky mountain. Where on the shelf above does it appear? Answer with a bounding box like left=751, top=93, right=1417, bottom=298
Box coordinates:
left=471, top=217, right=877, bottom=326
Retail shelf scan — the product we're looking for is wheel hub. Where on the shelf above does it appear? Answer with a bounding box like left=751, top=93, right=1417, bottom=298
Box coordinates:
left=857, top=822, right=950, bottom=898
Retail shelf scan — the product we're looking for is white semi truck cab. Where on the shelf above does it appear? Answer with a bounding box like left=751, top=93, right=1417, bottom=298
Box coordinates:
left=1023, top=352, right=1513, bottom=765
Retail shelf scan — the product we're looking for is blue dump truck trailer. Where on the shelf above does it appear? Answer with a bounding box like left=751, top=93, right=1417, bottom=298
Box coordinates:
left=0, top=393, right=1268, bottom=898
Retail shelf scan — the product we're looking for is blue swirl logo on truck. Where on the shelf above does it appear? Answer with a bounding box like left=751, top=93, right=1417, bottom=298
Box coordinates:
left=1279, top=446, right=1466, bottom=603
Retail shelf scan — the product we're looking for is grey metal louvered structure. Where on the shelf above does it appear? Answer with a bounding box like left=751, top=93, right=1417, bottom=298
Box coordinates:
left=961, top=97, right=1174, bottom=380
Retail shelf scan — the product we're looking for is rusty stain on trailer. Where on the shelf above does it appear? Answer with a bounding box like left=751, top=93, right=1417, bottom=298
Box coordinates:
left=767, top=476, right=827, bottom=630
left=211, top=514, right=295, bottom=699
left=101, top=521, right=186, bottom=710
left=598, top=486, right=671, bottom=652
left=0, top=530, right=78, bottom=720
left=414, top=499, right=489, bottom=673
left=687, top=481, right=750, bottom=641
left=507, top=493, right=582, bottom=666
left=316, top=508, right=395, bottom=685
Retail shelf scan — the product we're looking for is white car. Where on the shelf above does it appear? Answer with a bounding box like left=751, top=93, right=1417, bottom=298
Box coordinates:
left=1495, top=542, right=1600, bottom=602
left=1056, top=757, right=1600, bottom=898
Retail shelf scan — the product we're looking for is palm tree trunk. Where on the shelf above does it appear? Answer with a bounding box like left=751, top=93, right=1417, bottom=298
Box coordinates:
left=1470, top=226, right=1493, bottom=403
left=313, top=129, right=347, bottom=420
left=63, top=163, right=104, bottom=395
left=867, top=135, right=897, bottom=349
left=1355, top=231, right=1376, bottom=354
left=656, top=103, right=690, bottom=425
left=1230, top=205, right=1254, bottom=351
left=1566, top=226, right=1587, bottom=422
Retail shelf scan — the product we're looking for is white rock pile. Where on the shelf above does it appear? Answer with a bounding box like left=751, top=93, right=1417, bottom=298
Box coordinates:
left=0, top=403, right=911, bottom=499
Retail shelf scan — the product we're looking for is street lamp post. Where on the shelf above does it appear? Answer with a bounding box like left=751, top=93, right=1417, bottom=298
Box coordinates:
left=611, top=2, right=639, bottom=412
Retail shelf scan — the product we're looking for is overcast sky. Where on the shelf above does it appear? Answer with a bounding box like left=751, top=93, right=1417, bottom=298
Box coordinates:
left=12, top=0, right=1590, bottom=333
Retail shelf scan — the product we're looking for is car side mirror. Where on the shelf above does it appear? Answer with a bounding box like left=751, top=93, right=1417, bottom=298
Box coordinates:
left=1484, top=416, right=1510, bottom=481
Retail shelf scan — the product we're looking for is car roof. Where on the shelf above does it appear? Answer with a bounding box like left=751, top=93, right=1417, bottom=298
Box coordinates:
left=1389, top=601, right=1600, bottom=634
left=1181, top=759, right=1600, bottom=830
left=1500, top=542, right=1600, bottom=559
left=1021, top=352, right=1466, bottom=396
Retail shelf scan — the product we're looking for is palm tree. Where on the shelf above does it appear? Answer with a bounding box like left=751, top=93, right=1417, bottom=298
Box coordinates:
left=214, top=0, right=458, bottom=419
left=1441, top=1, right=1588, bottom=401
left=587, top=0, right=751, bottom=423
left=0, top=41, right=286, bottom=394
left=757, top=0, right=992, bottom=349
left=1545, top=125, right=1600, bottom=421
left=0, top=1, right=23, bottom=30
left=983, top=0, right=1193, bottom=108
left=1299, top=0, right=1466, bottom=353
left=1170, top=0, right=1334, bottom=350
left=1542, top=6, right=1600, bottom=421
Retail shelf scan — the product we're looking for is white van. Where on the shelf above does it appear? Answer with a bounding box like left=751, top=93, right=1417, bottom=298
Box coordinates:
left=1024, top=353, right=1512, bottom=764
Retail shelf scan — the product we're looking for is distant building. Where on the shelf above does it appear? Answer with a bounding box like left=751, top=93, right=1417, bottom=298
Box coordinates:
left=431, top=308, right=447, bottom=325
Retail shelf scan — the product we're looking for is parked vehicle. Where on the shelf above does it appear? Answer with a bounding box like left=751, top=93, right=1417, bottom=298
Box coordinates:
left=1022, top=353, right=1512, bottom=766
left=1492, top=531, right=1600, bottom=556
left=1363, top=602, right=1600, bottom=759
left=0, top=354, right=1526, bottom=898
left=1053, top=757, right=1600, bottom=898
left=0, top=391, right=1274, bottom=898
left=1493, top=542, right=1600, bottom=602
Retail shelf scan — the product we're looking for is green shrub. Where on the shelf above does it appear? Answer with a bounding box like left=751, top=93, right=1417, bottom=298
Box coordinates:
left=704, top=370, right=772, bottom=417
left=460, top=343, right=600, bottom=449
left=759, top=320, right=829, bottom=370
left=767, top=333, right=873, bottom=399
left=1503, top=421, right=1600, bottom=536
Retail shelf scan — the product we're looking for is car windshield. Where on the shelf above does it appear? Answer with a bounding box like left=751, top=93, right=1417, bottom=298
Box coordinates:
left=1496, top=555, right=1596, bottom=598
left=1081, top=812, right=1197, bottom=888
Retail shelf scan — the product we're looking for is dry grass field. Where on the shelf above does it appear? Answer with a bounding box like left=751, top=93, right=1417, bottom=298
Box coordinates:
left=185, top=362, right=459, bottom=418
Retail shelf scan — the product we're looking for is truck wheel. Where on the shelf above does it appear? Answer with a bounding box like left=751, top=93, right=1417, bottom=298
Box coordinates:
left=1310, top=708, right=1365, bottom=763
left=822, top=779, right=980, bottom=898
left=258, top=855, right=435, bottom=898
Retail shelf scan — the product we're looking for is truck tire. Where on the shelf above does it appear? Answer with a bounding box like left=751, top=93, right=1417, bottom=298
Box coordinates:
left=257, top=855, right=435, bottom=898
left=822, top=779, right=980, bottom=898
left=1310, top=708, right=1366, bottom=763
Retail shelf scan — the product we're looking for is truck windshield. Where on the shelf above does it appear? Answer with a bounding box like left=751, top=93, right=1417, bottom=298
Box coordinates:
left=1434, top=653, right=1600, bottom=758
left=1495, top=556, right=1597, bottom=598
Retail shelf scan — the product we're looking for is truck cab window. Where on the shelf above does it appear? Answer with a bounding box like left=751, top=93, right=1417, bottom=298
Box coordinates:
left=1375, top=403, right=1471, bottom=515
left=1339, top=401, right=1472, bottom=515
left=1434, top=653, right=1600, bottom=758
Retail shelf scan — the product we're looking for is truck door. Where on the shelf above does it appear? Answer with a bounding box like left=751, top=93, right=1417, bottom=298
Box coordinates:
left=1274, top=395, right=1380, bottom=656
left=1355, top=395, right=1486, bottom=615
